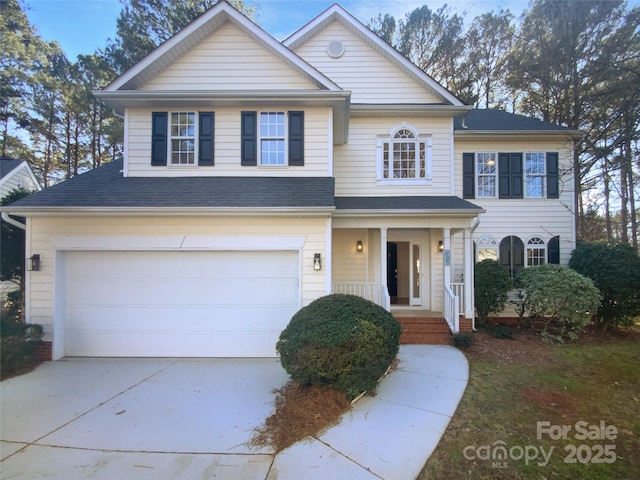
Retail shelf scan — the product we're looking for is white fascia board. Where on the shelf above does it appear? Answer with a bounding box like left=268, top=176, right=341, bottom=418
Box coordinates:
left=332, top=208, right=485, bottom=218
left=103, top=2, right=342, bottom=93
left=284, top=4, right=466, bottom=107
left=454, top=130, right=583, bottom=140
left=1, top=206, right=335, bottom=217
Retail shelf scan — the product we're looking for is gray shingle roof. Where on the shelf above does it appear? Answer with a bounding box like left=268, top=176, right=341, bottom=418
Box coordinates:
left=6, top=159, right=336, bottom=209
left=454, top=109, right=571, bottom=132
left=0, top=157, right=24, bottom=180
left=335, top=196, right=482, bottom=211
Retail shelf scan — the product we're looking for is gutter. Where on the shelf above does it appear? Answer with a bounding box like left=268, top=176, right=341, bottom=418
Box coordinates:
left=1, top=211, right=26, bottom=230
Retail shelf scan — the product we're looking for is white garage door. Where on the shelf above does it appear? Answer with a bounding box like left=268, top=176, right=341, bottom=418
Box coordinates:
left=63, top=250, right=299, bottom=357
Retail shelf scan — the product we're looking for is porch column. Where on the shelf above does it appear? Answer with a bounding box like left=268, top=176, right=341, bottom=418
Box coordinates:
left=380, top=227, right=388, bottom=309
left=463, top=227, right=474, bottom=320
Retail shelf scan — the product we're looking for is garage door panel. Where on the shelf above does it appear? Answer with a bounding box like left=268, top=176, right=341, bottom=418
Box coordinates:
left=63, top=251, right=300, bottom=357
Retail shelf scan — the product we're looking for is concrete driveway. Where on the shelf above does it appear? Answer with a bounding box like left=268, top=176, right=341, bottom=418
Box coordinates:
left=0, top=346, right=469, bottom=480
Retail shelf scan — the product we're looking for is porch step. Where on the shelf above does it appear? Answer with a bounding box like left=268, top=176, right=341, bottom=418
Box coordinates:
left=394, top=317, right=453, bottom=345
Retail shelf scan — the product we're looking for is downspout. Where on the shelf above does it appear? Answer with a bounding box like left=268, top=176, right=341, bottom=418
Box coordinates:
left=470, top=215, right=481, bottom=332
left=2, top=211, right=26, bottom=230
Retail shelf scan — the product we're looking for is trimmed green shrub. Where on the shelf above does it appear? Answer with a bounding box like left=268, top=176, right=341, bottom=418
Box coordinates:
left=1, top=293, right=43, bottom=378
left=452, top=332, right=475, bottom=349
left=474, top=259, right=512, bottom=326
left=514, top=264, right=601, bottom=343
left=485, top=325, right=515, bottom=339
left=276, top=294, right=401, bottom=401
left=568, top=242, right=640, bottom=329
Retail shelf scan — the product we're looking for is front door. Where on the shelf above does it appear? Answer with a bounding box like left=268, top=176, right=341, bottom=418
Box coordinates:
left=387, top=240, right=423, bottom=306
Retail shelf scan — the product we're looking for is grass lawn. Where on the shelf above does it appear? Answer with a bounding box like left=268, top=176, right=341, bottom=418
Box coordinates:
left=420, top=326, right=640, bottom=479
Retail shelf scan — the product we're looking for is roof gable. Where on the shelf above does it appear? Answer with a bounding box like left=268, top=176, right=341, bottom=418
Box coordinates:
left=140, top=21, right=318, bottom=91
left=0, top=157, right=42, bottom=192
left=284, top=4, right=465, bottom=106
left=103, top=1, right=341, bottom=93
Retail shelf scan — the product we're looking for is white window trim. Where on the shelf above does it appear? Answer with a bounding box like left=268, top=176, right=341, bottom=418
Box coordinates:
left=168, top=111, right=198, bottom=168
left=258, top=111, right=288, bottom=168
left=475, top=152, right=498, bottom=198
left=524, top=152, right=546, bottom=198
left=526, top=236, right=546, bottom=267
left=376, top=124, right=432, bottom=185
left=476, top=234, right=498, bottom=262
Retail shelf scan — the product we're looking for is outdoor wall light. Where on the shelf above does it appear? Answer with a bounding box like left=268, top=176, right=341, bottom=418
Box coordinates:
left=27, top=254, right=41, bottom=271
left=314, top=253, right=321, bottom=271
left=356, top=240, right=363, bottom=252
left=438, top=241, right=444, bottom=253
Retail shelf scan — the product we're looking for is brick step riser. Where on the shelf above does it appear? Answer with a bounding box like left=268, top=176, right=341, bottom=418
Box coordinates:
left=395, top=317, right=453, bottom=345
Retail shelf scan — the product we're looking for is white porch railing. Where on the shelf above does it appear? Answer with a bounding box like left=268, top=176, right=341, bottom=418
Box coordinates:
left=332, top=282, right=391, bottom=310
left=450, top=282, right=465, bottom=315
left=444, top=285, right=460, bottom=333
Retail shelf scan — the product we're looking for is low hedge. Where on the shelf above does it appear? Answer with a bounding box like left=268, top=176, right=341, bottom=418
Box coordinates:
left=276, top=294, right=401, bottom=401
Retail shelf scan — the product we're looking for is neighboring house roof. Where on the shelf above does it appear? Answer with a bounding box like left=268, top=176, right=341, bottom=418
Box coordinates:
left=0, top=157, right=42, bottom=195
left=0, top=158, right=23, bottom=180
left=335, top=196, right=484, bottom=214
left=3, top=159, right=335, bottom=213
left=283, top=4, right=467, bottom=109
left=454, top=109, right=581, bottom=136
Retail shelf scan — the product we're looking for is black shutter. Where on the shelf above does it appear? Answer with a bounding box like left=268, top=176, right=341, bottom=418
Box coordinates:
left=548, top=235, right=560, bottom=264
left=151, top=112, right=167, bottom=166
left=513, top=236, right=525, bottom=275
left=463, top=153, right=475, bottom=199
left=498, top=153, right=523, bottom=199
left=288, top=111, right=304, bottom=166
left=198, top=112, right=215, bottom=166
left=241, top=111, right=257, bottom=166
left=498, top=153, right=511, bottom=198
left=510, top=153, right=523, bottom=199
left=547, top=152, right=559, bottom=199
left=500, top=235, right=524, bottom=277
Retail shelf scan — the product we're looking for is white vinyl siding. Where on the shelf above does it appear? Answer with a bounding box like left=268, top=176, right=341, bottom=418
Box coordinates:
left=454, top=137, right=575, bottom=267
left=126, top=106, right=331, bottom=177
left=335, top=116, right=452, bottom=196
left=0, top=164, right=39, bottom=197
left=293, top=21, right=443, bottom=104
left=26, top=216, right=329, bottom=347
left=142, top=23, right=316, bottom=91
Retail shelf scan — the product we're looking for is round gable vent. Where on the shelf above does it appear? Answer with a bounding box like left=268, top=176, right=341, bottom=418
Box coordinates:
left=327, top=40, right=345, bottom=58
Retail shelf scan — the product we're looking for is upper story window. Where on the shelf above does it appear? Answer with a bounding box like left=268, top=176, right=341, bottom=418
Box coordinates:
left=463, top=152, right=559, bottom=200
left=259, top=112, right=286, bottom=166
left=476, top=235, right=498, bottom=261
left=476, top=153, right=497, bottom=197
left=170, top=112, right=196, bottom=165
left=241, top=111, right=304, bottom=167
left=151, top=111, right=214, bottom=167
left=525, top=153, right=546, bottom=197
left=377, top=125, right=432, bottom=184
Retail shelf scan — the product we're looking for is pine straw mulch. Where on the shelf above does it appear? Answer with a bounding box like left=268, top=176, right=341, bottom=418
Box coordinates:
left=250, top=380, right=351, bottom=453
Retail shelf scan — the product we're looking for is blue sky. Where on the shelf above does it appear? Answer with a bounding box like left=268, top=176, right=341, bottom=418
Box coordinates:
left=25, top=0, right=533, bottom=60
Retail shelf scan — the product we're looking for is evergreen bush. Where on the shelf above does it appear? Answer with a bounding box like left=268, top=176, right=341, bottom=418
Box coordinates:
left=568, top=242, right=640, bottom=329
left=514, top=264, right=601, bottom=343
left=474, top=259, right=512, bottom=326
left=276, top=294, right=401, bottom=401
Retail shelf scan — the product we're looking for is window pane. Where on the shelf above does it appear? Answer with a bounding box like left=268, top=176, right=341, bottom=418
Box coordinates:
left=526, top=153, right=545, bottom=174
left=477, top=153, right=496, bottom=174
left=526, top=176, right=544, bottom=197
left=478, top=248, right=498, bottom=261
left=261, top=139, right=285, bottom=165
left=260, top=112, right=285, bottom=137
left=477, top=176, right=496, bottom=197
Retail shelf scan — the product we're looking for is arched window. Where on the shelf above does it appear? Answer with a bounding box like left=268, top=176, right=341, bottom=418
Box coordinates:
left=476, top=235, right=498, bottom=262
left=526, top=237, right=546, bottom=266
left=500, top=236, right=524, bottom=278
left=377, top=125, right=432, bottom=183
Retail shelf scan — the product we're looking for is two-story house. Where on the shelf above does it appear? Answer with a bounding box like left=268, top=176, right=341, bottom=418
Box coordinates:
left=2, top=2, right=578, bottom=360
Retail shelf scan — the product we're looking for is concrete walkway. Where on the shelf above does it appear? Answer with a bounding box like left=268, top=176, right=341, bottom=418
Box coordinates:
left=1, top=345, right=468, bottom=480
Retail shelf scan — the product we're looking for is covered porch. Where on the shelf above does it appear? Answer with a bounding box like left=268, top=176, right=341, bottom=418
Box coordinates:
left=330, top=197, right=483, bottom=334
